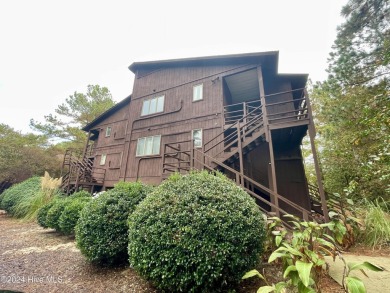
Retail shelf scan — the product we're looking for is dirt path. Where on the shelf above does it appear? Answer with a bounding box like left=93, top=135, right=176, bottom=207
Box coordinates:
left=0, top=211, right=157, bottom=293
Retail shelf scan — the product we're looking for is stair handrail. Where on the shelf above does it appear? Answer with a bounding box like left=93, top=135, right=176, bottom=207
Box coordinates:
left=204, top=104, right=264, bottom=156
left=193, top=147, right=314, bottom=221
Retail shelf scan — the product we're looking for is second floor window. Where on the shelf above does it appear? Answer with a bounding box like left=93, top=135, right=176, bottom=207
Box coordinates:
left=136, top=135, right=161, bottom=156
left=105, top=127, right=112, bottom=137
left=141, top=96, right=164, bottom=116
left=193, top=84, right=203, bottom=101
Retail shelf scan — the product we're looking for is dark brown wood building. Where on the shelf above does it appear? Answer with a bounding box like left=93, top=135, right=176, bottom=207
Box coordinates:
left=61, top=52, right=329, bottom=221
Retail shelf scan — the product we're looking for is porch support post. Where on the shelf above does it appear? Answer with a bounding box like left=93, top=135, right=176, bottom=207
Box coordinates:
left=305, top=89, right=330, bottom=222
left=236, top=125, right=244, bottom=187
left=82, top=130, right=91, bottom=157
left=257, top=66, right=279, bottom=216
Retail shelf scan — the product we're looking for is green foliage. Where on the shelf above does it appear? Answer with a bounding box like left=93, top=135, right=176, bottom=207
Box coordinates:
left=59, top=196, right=91, bottom=235
left=37, top=190, right=90, bottom=232
left=359, top=198, right=390, bottom=249
left=0, top=177, right=41, bottom=216
left=311, top=82, right=390, bottom=202
left=46, top=198, right=68, bottom=231
left=0, top=123, right=62, bottom=183
left=37, top=200, right=57, bottom=229
left=30, top=84, right=115, bottom=151
left=339, top=257, right=385, bottom=293
left=328, top=0, right=389, bottom=86
left=327, top=189, right=363, bottom=249
left=128, top=171, right=266, bottom=292
left=311, top=0, right=390, bottom=203
left=75, top=182, right=151, bottom=264
left=244, top=215, right=337, bottom=293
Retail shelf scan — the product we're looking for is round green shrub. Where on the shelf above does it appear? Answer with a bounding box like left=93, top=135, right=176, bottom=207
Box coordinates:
left=46, top=198, right=68, bottom=231
left=58, top=196, right=91, bottom=234
left=37, top=200, right=57, bottom=228
left=0, top=177, right=41, bottom=216
left=128, top=171, right=266, bottom=292
left=75, top=182, right=152, bottom=264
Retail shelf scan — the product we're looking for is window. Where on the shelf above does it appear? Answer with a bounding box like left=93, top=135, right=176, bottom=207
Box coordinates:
left=100, top=154, right=107, bottom=165
left=105, top=127, right=112, bottom=137
left=192, top=129, right=202, bottom=148
left=136, top=135, right=161, bottom=156
left=193, top=84, right=203, bottom=101
left=141, top=96, right=164, bottom=116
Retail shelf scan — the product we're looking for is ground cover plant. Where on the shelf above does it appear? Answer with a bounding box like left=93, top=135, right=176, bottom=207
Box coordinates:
left=128, top=171, right=266, bottom=292
left=75, top=181, right=152, bottom=265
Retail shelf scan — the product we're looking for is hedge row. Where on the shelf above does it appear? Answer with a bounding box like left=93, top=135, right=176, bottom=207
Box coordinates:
left=38, top=190, right=91, bottom=234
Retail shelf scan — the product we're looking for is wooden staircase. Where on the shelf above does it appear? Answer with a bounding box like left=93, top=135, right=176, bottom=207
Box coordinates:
left=162, top=90, right=329, bottom=223
left=60, top=150, right=105, bottom=195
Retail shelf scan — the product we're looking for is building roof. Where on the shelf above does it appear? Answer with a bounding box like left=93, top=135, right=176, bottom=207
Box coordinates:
left=82, top=95, right=131, bottom=132
left=129, top=51, right=280, bottom=74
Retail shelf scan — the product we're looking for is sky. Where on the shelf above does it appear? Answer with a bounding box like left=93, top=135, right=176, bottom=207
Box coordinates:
left=0, top=0, right=347, bottom=134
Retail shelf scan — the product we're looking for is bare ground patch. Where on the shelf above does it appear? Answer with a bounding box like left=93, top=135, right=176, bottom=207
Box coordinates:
left=0, top=212, right=157, bottom=293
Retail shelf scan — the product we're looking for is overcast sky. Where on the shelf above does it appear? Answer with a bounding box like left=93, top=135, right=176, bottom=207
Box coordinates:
left=0, top=0, right=347, bottom=133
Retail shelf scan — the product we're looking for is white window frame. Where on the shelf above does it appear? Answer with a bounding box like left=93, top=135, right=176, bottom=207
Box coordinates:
left=136, top=135, right=161, bottom=156
left=105, top=127, right=112, bottom=137
left=192, top=129, right=203, bottom=148
left=141, top=95, right=165, bottom=116
left=193, top=84, right=203, bottom=101
left=100, top=154, right=107, bottom=165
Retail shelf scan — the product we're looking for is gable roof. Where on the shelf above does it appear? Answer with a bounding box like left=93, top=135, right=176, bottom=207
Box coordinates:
left=129, top=51, right=280, bottom=74
left=82, top=95, right=131, bottom=132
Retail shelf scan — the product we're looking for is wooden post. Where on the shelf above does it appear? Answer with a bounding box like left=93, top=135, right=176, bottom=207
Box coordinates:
left=257, top=66, right=279, bottom=216
left=242, top=101, right=247, bottom=139
left=82, top=131, right=91, bottom=158
left=305, top=89, right=330, bottom=222
left=190, top=139, right=194, bottom=170
left=236, top=125, right=244, bottom=187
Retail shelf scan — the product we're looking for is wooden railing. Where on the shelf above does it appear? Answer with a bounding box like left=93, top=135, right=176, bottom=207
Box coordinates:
left=265, top=88, right=309, bottom=127
left=60, top=150, right=106, bottom=194
left=161, top=87, right=327, bottom=222
left=163, top=138, right=317, bottom=223
left=204, top=103, right=264, bottom=159
left=224, top=100, right=262, bottom=124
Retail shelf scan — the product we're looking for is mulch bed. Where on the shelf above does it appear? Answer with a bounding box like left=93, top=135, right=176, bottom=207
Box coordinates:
left=1, top=211, right=346, bottom=293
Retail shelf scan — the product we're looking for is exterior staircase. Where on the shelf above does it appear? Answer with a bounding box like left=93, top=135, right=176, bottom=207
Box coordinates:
left=162, top=92, right=329, bottom=223
left=60, top=150, right=105, bottom=195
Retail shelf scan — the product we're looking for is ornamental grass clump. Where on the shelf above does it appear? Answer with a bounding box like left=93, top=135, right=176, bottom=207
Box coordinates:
left=0, top=177, right=41, bottom=217
left=128, top=171, right=266, bottom=292
left=75, top=182, right=152, bottom=265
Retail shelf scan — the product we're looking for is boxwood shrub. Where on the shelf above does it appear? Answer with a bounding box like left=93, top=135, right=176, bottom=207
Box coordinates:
left=75, top=182, right=152, bottom=264
left=128, top=171, right=266, bottom=292
left=59, top=196, right=91, bottom=234
left=38, top=190, right=90, bottom=232
left=0, top=177, right=41, bottom=216
left=46, top=198, right=68, bottom=231
left=37, top=199, right=57, bottom=228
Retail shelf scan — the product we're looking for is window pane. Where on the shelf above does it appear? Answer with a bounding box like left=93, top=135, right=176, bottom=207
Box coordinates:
left=193, top=84, right=203, bottom=101
left=149, top=98, right=157, bottom=114
left=156, top=96, right=164, bottom=113
left=100, top=154, right=107, bottom=165
left=152, top=135, right=161, bottom=155
left=145, top=136, right=153, bottom=155
left=193, top=129, right=202, bottom=147
left=141, top=100, right=150, bottom=116
left=136, top=138, right=145, bottom=156
left=105, top=127, right=111, bottom=137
